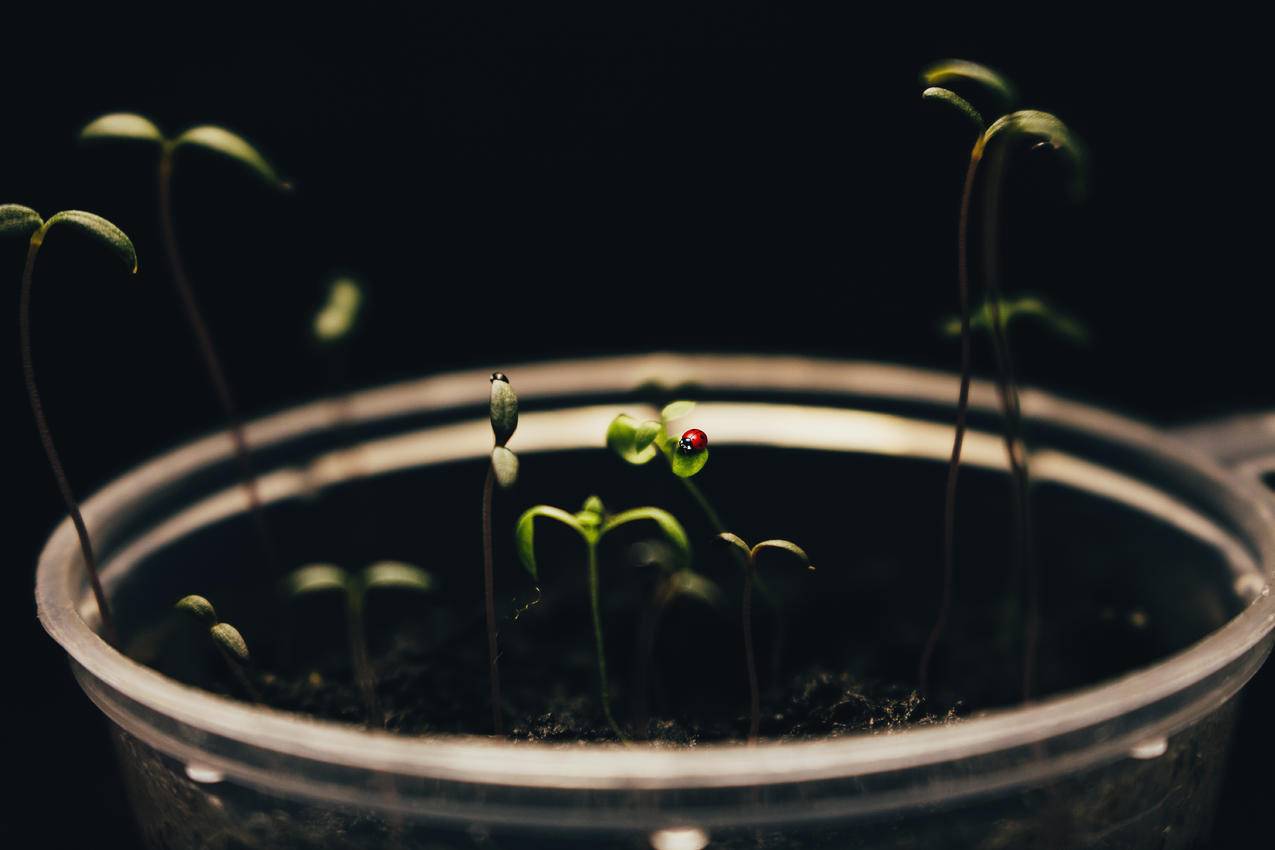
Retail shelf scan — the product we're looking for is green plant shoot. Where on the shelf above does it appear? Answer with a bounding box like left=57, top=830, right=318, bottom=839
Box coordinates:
left=175, top=594, right=259, bottom=701
left=483, top=372, right=519, bottom=734
left=940, top=295, right=1090, bottom=348
left=283, top=561, right=434, bottom=726
left=5, top=205, right=137, bottom=647
left=716, top=534, right=814, bottom=743
left=918, top=62, right=1084, bottom=700
left=79, top=114, right=289, bottom=570
left=515, top=496, right=691, bottom=741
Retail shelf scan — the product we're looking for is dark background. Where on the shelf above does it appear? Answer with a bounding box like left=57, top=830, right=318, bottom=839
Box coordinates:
left=5, top=6, right=1270, bottom=847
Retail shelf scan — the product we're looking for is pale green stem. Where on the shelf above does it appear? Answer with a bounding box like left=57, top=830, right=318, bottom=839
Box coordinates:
left=587, top=541, right=626, bottom=741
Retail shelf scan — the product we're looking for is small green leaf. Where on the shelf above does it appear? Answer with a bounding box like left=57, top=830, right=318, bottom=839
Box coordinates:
left=606, top=414, right=658, bottom=464
left=634, top=420, right=664, bottom=452
left=581, top=495, right=605, bottom=518
left=980, top=110, right=1086, bottom=199
left=489, top=372, right=518, bottom=446
left=751, top=539, right=814, bottom=570
left=921, top=87, right=985, bottom=133
left=941, top=295, right=1090, bottom=347
left=601, top=507, right=691, bottom=569
left=39, top=211, right=138, bottom=273
left=515, top=505, right=588, bottom=580
left=173, top=125, right=284, bottom=187
left=669, top=446, right=709, bottom=478
left=313, top=277, right=364, bottom=344
left=210, top=622, right=251, bottom=664
left=920, top=59, right=1016, bottom=112
left=660, top=400, right=696, bottom=422
left=491, top=446, right=519, bottom=489
left=282, top=564, right=350, bottom=598
left=175, top=594, right=218, bottom=625
left=667, top=568, right=724, bottom=608
left=0, top=204, right=44, bottom=238
left=360, top=561, right=434, bottom=593
left=79, top=113, right=165, bottom=144
left=715, top=532, right=752, bottom=561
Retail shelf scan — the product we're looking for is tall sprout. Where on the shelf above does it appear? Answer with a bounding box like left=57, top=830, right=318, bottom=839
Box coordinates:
left=484, top=372, right=519, bottom=733
left=5, top=205, right=138, bottom=646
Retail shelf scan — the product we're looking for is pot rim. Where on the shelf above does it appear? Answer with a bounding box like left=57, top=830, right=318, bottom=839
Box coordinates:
left=35, top=353, right=1275, bottom=792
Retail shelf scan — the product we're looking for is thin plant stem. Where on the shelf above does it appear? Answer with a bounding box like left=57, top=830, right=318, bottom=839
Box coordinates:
left=347, top=592, right=384, bottom=727
left=679, top=476, right=726, bottom=534
left=586, top=542, right=625, bottom=741
left=981, top=147, right=1039, bottom=702
left=219, top=649, right=263, bottom=703
left=19, top=240, right=118, bottom=646
left=481, top=465, right=503, bottom=734
left=158, top=146, right=277, bottom=571
left=742, top=559, right=760, bottom=744
left=919, top=147, right=981, bottom=695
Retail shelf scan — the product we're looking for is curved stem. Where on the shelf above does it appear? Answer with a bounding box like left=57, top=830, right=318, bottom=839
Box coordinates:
left=19, top=239, right=118, bottom=646
left=743, top=559, right=760, bottom=744
left=481, top=465, right=503, bottom=734
left=586, top=541, right=625, bottom=741
left=919, top=147, right=981, bottom=695
left=347, top=591, right=384, bottom=727
left=981, top=144, right=1039, bottom=702
left=678, top=476, right=726, bottom=534
left=158, top=146, right=277, bottom=571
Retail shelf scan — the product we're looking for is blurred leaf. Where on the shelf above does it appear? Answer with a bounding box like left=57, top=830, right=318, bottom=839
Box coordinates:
left=79, top=112, right=165, bottom=144
left=282, top=564, right=350, bottom=598
left=941, top=295, right=1090, bottom=347
left=360, top=561, right=434, bottom=593
left=515, top=505, right=588, bottom=580
left=752, top=539, right=814, bottom=570
left=981, top=109, right=1087, bottom=200
left=667, top=568, right=724, bottom=608
left=660, top=400, right=696, bottom=422
left=313, top=278, right=364, bottom=344
left=634, top=420, right=664, bottom=452
left=491, top=445, right=519, bottom=489
left=920, top=59, right=1016, bottom=111
left=921, top=86, right=985, bottom=133
left=602, top=507, right=690, bottom=569
left=716, top=532, right=752, bottom=561
left=0, top=204, right=43, bottom=238
left=607, top=414, right=658, bottom=464
left=40, top=211, right=138, bottom=272
left=175, top=594, right=218, bottom=624
left=173, top=125, right=284, bottom=186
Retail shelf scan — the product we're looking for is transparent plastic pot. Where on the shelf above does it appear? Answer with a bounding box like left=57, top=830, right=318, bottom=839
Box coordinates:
left=35, top=354, right=1275, bottom=849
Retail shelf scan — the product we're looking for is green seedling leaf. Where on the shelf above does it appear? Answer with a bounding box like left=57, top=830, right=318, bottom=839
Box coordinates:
left=634, top=420, right=664, bottom=452
left=920, top=59, right=1017, bottom=112
left=921, top=87, right=985, bottom=133
left=175, top=594, right=218, bottom=625
left=669, top=446, right=709, bottom=478
left=660, top=400, right=696, bottom=422
left=515, top=505, right=588, bottom=580
left=489, top=372, right=518, bottom=446
left=313, top=277, right=364, bottom=343
left=667, top=568, right=724, bottom=608
left=941, top=295, right=1090, bottom=347
left=716, top=532, right=752, bottom=561
left=79, top=112, right=165, bottom=144
left=283, top=563, right=350, bottom=597
left=602, top=507, right=691, bottom=569
left=210, top=622, right=251, bottom=664
left=752, top=539, right=815, bottom=570
left=173, top=125, right=284, bottom=187
left=37, top=211, right=138, bottom=272
left=981, top=109, right=1086, bottom=200
left=491, top=446, right=519, bottom=489
left=360, top=561, right=434, bottom=593
left=606, top=414, right=659, bottom=464
left=0, top=204, right=44, bottom=238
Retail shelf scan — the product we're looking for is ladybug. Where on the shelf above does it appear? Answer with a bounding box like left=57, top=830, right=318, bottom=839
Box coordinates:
left=678, top=428, right=708, bottom=454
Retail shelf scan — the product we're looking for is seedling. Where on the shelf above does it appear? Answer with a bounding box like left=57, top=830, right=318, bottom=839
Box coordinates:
left=312, top=275, right=367, bottom=386
left=628, top=540, right=724, bottom=737
left=716, top=534, right=814, bottom=743
left=79, top=113, right=289, bottom=568
left=5, top=205, right=137, bottom=646
left=484, top=372, right=520, bottom=734
left=919, top=60, right=1084, bottom=698
left=175, top=594, right=259, bottom=701
left=515, top=496, right=691, bottom=741
left=608, top=400, right=718, bottom=525
left=283, top=561, right=434, bottom=726
left=940, top=294, right=1090, bottom=349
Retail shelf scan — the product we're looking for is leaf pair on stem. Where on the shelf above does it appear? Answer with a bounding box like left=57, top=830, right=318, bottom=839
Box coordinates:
left=175, top=594, right=259, bottom=701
